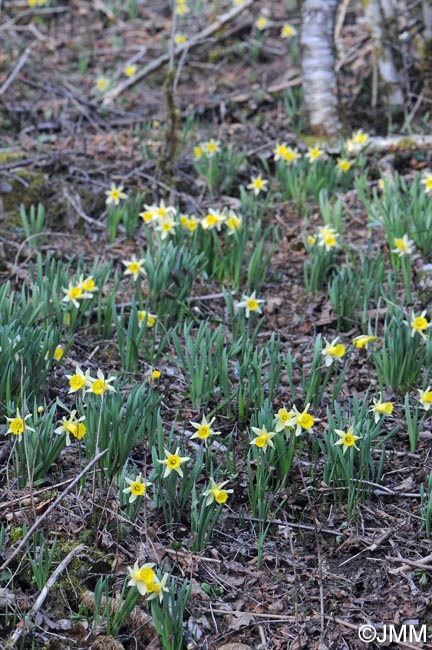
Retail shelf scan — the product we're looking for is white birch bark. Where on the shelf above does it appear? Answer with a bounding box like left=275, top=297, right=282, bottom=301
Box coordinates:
left=363, top=0, right=404, bottom=107
left=300, top=0, right=342, bottom=137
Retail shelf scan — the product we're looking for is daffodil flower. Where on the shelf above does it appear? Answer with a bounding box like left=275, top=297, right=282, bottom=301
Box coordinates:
left=247, top=176, right=268, bottom=196
left=418, top=386, right=432, bottom=411
left=86, top=369, right=116, bottom=395
left=127, top=561, right=156, bottom=595
left=370, top=394, right=394, bottom=424
left=421, top=172, right=432, bottom=195
left=322, top=337, right=346, bottom=367
left=5, top=408, right=35, bottom=441
left=334, top=426, right=362, bottom=453
left=237, top=291, right=264, bottom=318
left=158, top=447, right=190, bottom=478
left=203, top=479, right=233, bottom=506
left=123, top=473, right=152, bottom=503
left=66, top=366, right=91, bottom=393
left=274, top=407, right=296, bottom=433
left=105, top=183, right=127, bottom=206
left=201, top=209, right=225, bottom=231
left=55, top=410, right=86, bottom=446
left=391, top=234, right=414, bottom=257
left=190, top=415, right=221, bottom=441
left=352, top=335, right=378, bottom=349
left=250, top=425, right=277, bottom=451
left=405, top=311, right=430, bottom=340
left=122, top=255, right=146, bottom=281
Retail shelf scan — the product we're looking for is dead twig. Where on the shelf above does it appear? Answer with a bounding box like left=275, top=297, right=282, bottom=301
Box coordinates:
left=386, top=556, right=432, bottom=572
left=8, top=544, right=86, bottom=647
left=0, top=449, right=107, bottom=572
left=102, top=0, right=255, bottom=105
left=0, top=48, right=32, bottom=98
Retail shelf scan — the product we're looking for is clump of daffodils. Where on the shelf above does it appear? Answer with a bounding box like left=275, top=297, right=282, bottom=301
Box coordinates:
left=274, top=404, right=315, bottom=437
left=273, top=142, right=301, bottom=164
left=127, top=561, right=169, bottom=602
left=140, top=200, right=177, bottom=240
left=62, top=276, right=97, bottom=309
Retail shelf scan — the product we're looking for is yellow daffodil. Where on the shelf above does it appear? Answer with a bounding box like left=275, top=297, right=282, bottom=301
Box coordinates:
left=201, top=208, right=225, bottom=231
left=122, top=255, right=146, bottom=281
left=203, top=479, right=233, bottom=506
left=146, top=573, right=169, bottom=602
left=204, top=139, right=221, bottom=156
left=322, top=337, right=346, bottom=366
left=337, top=158, right=352, bottom=173
left=247, top=175, right=268, bottom=196
left=406, top=311, right=430, bottom=340
left=190, top=415, right=220, bottom=441
left=418, top=386, right=432, bottom=411
left=225, top=210, right=242, bottom=235
left=105, top=183, right=127, bottom=206
left=421, top=172, right=432, bottom=195
left=155, top=217, right=177, bottom=239
left=237, top=291, right=264, bottom=318
left=158, top=447, right=190, bottom=478
left=352, top=334, right=378, bottom=349
left=306, top=146, right=324, bottom=163
left=281, top=24, right=297, bottom=38
left=274, top=407, right=296, bottom=433
left=291, top=404, right=314, bottom=436
left=250, top=425, right=277, bottom=451
left=138, top=310, right=157, bottom=328
left=124, top=64, right=137, bottom=78
left=6, top=408, right=35, bottom=440
left=55, top=410, right=86, bottom=446
left=96, top=76, right=109, bottom=92
left=255, top=16, right=269, bottom=30
left=391, top=234, right=415, bottom=257
left=370, top=394, right=394, bottom=424
left=127, top=561, right=156, bottom=595
left=54, top=346, right=64, bottom=361
left=334, top=425, right=361, bottom=453
left=123, top=473, right=152, bottom=503
left=66, top=366, right=91, bottom=393
left=86, top=369, right=116, bottom=395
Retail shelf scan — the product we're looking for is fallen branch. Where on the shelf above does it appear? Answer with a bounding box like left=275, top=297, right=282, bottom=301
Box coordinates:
left=8, top=545, right=85, bottom=647
left=102, top=0, right=255, bottom=105
left=0, top=449, right=107, bottom=572
left=328, top=134, right=432, bottom=154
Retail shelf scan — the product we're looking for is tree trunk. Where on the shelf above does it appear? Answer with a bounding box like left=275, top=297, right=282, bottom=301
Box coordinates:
left=300, top=0, right=342, bottom=137
left=363, top=0, right=404, bottom=107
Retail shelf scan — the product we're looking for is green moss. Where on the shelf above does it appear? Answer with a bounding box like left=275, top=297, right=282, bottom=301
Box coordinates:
left=9, top=526, right=24, bottom=544
left=395, top=137, right=417, bottom=150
